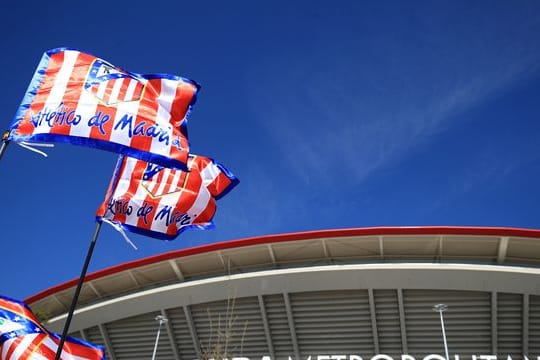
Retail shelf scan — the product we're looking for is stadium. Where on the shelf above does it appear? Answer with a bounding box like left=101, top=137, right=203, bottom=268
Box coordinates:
left=26, top=226, right=540, bottom=360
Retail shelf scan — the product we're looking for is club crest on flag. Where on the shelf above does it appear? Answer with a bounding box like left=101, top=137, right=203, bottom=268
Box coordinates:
left=85, top=58, right=146, bottom=105
left=141, top=163, right=188, bottom=198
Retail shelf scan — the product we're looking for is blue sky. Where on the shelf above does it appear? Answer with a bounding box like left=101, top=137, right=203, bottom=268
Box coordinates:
left=1, top=0, right=540, bottom=300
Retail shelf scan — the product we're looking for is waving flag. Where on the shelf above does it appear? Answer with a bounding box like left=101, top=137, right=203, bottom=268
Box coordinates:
left=96, top=154, right=239, bottom=240
left=0, top=295, right=45, bottom=342
left=1, top=333, right=105, bottom=360
left=0, top=295, right=104, bottom=360
left=9, top=48, right=199, bottom=170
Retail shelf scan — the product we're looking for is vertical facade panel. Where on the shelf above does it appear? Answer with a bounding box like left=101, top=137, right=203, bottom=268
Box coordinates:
left=290, top=290, right=374, bottom=356
left=404, top=290, right=491, bottom=357
left=264, top=294, right=295, bottom=359
left=497, top=293, right=523, bottom=357
left=166, top=307, right=199, bottom=360
left=106, top=312, right=175, bottom=360
left=529, top=295, right=540, bottom=357
left=374, top=289, right=402, bottom=357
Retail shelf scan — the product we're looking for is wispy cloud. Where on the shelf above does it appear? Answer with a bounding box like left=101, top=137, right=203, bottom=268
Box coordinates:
left=246, top=17, right=540, bottom=190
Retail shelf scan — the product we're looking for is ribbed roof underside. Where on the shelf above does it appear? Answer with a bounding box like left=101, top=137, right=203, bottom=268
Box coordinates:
left=70, top=289, right=539, bottom=360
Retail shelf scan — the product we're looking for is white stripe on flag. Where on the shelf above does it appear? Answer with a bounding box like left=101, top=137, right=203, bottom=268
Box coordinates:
left=154, top=168, right=172, bottom=196
left=42, top=336, right=88, bottom=360
left=108, top=78, right=124, bottom=104
left=200, top=162, right=220, bottom=186
left=96, top=81, right=107, bottom=100
left=125, top=181, right=149, bottom=227
left=34, top=50, right=78, bottom=135
left=167, top=169, right=182, bottom=194
left=112, top=158, right=138, bottom=202
left=151, top=184, right=186, bottom=233
left=69, top=88, right=98, bottom=138
left=109, top=90, right=142, bottom=146
left=103, top=157, right=137, bottom=220
left=9, top=333, right=37, bottom=360
left=123, top=78, right=138, bottom=101
left=148, top=79, right=177, bottom=157
left=186, top=183, right=211, bottom=222
left=27, top=349, right=48, bottom=360
left=1, top=337, right=13, bottom=360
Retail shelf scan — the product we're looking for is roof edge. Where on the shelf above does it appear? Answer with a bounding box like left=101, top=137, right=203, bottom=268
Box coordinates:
left=25, top=225, right=540, bottom=304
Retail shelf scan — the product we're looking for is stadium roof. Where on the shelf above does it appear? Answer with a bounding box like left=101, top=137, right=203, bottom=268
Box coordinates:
left=27, top=226, right=540, bottom=359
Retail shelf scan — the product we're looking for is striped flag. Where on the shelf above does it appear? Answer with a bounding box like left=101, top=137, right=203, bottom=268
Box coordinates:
left=96, top=154, right=239, bottom=240
left=9, top=48, right=199, bottom=170
left=0, top=295, right=104, bottom=360
left=1, top=333, right=105, bottom=360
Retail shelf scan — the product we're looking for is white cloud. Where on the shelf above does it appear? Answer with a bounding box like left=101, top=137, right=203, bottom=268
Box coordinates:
left=247, top=27, right=540, bottom=189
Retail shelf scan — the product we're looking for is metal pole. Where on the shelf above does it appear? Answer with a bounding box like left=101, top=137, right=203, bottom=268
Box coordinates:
left=55, top=221, right=103, bottom=360
left=433, top=304, right=450, bottom=360
left=151, top=315, right=168, bottom=360
left=0, top=130, right=10, bottom=162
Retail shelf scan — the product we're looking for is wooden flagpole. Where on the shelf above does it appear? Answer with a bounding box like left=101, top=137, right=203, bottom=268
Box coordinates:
left=55, top=220, right=103, bottom=360
left=0, top=130, right=10, bottom=161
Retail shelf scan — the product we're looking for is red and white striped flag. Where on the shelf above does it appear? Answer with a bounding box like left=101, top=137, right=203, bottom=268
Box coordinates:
left=0, top=295, right=104, bottom=360
left=1, top=333, right=105, bottom=360
left=9, top=48, right=199, bottom=170
left=96, top=154, right=239, bottom=240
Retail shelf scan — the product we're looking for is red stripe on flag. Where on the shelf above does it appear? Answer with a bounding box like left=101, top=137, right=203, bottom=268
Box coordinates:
left=95, top=156, right=128, bottom=218
left=89, top=84, right=118, bottom=143
left=0, top=298, right=40, bottom=325
left=169, top=81, right=197, bottom=124
left=17, top=52, right=65, bottom=136
left=4, top=336, right=25, bottom=360
left=50, top=52, right=94, bottom=136
left=167, top=81, right=196, bottom=162
left=194, top=156, right=234, bottom=197
left=136, top=167, right=178, bottom=231
left=34, top=337, right=57, bottom=359
left=23, top=333, right=47, bottom=360
left=135, top=189, right=156, bottom=231
left=164, top=171, right=201, bottom=236
left=194, top=198, right=217, bottom=224
left=114, top=159, right=145, bottom=225
left=147, top=166, right=166, bottom=194
left=49, top=335, right=104, bottom=359
left=133, top=81, right=144, bottom=101
left=209, top=172, right=233, bottom=197
left=111, top=159, right=138, bottom=225
left=101, top=80, right=115, bottom=105
left=96, top=156, right=132, bottom=220
left=118, top=78, right=130, bottom=103
left=128, top=78, right=162, bottom=154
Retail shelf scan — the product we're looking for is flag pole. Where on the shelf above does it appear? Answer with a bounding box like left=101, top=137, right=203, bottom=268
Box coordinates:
left=0, top=130, right=10, bottom=161
left=55, top=220, right=103, bottom=360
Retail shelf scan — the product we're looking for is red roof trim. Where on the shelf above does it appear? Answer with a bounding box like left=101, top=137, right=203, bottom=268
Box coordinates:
left=25, top=226, right=540, bottom=304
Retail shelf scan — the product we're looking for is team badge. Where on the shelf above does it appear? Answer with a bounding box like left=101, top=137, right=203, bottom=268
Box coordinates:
left=85, top=59, right=145, bottom=105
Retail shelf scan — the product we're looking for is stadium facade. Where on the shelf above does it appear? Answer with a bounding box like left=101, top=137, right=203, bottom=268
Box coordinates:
left=26, top=226, right=540, bottom=360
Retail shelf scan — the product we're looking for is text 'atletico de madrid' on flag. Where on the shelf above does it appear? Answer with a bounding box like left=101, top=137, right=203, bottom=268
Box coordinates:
left=96, top=154, right=239, bottom=240
left=9, top=47, right=200, bottom=170
left=0, top=295, right=105, bottom=360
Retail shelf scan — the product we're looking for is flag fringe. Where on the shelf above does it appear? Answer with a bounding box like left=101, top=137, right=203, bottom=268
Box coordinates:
left=101, top=218, right=138, bottom=250
left=16, top=141, right=54, bottom=157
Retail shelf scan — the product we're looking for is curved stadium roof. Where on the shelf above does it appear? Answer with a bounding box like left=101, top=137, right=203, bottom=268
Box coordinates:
left=27, top=226, right=540, bottom=360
